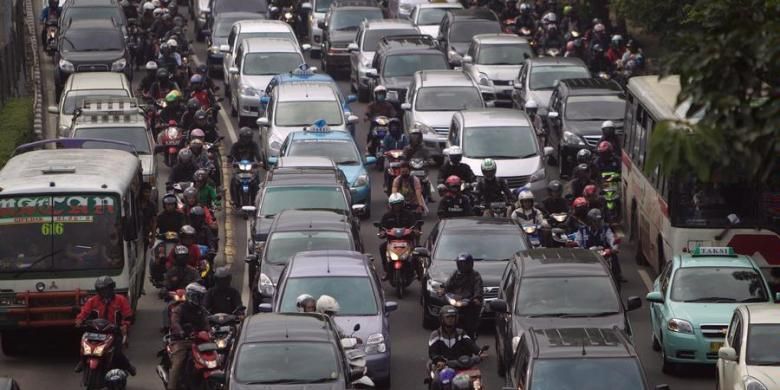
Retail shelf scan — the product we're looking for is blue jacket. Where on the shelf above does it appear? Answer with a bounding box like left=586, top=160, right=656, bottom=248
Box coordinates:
left=40, top=6, right=62, bottom=22
left=382, top=133, right=408, bottom=151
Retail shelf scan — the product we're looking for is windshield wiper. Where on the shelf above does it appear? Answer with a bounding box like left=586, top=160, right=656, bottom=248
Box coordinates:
left=526, top=313, right=571, bottom=318
left=338, top=160, right=360, bottom=165
left=751, top=361, right=780, bottom=366
left=526, top=311, right=618, bottom=318
left=12, top=249, right=63, bottom=279
left=517, top=153, right=538, bottom=159
left=488, top=155, right=522, bottom=159
left=335, top=26, right=358, bottom=31
left=684, top=297, right=737, bottom=303
left=740, top=297, right=768, bottom=303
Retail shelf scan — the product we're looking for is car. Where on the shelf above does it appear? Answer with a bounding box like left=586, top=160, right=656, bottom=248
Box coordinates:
left=386, top=0, right=426, bottom=19
left=401, top=70, right=485, bottom=160
left=348, top=19, right=420, bottom=101
left=47, top=72, right=131, bottom=137
left=504, top=327, right=669, bottom=390
left=545, top=78, right=626, bottom=175
left=436, top=8, right=500, bottom=67
left=206, top=0, right=269, bottom=40
left=461, top=34, right=534, bottom=106
left=363, top=34, right=449, bottom=106
left=446, top=109, right=552, bottom=193
left=263, top=250, right=398, bottom=386
left=419, top=217, right=529, bottom=329
left=54, top=19, right=132, bottom=97
left=256, top=83, right=359, bottom=167
left=0, top=377, right=20, bottom=390
left=266, top=156, right=352, bottom=197
left=278, top=126, right=376, bottom=209
left=220, top=20, right=300, bottom=97
left=490, top=248, right=642, bottom=373
left=205, top=12, right=267, bottom=75
left=320, top=3, right=384, bottom=73
left=510, top=56, right=590, bottom=111
left=409, top=2, right=463, bottom=39
left=227, top=38, right=308, bottom=126
left=60, top=0, right=126, bottom=36
left=306, top=0, right=375, bottom=58
left=645, top=246, right=777, bottom=374
left=717, top=304, right=780, bottom=390
left=222, top=312, right=369, bottom=388
left=265, top=67, right=358, bottom=116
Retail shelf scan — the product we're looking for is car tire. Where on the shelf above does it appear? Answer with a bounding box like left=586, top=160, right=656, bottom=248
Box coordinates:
left=358, top=84, right=370, bottom=102
left=651, top=331, right=661, bottom=351
left=660, top=337, right=677, bottom=375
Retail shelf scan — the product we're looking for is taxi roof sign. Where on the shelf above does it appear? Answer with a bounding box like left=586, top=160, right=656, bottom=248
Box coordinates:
left=691, top=247, right=736, bottom=257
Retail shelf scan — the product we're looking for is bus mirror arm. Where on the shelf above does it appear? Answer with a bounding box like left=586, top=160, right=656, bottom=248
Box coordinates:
left=714, top=213, right=741, bottom=241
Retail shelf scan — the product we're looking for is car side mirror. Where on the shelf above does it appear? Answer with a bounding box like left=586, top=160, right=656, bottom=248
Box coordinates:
left=267, top=156, right=278, bottom=166
left=347, top=42, right=359, bottom=52
left=48, top=105, right=59, bottom=114
left=351, top=204, right=367, bottom=216
left=384, top=301, right=398, bottom=313
left=219, top=44, right=230, bottom=53
left=547, top=111, right=559, bottom=119
left=485, top=100, right=495, bottom=108
left=364, top=155, right=377, bottom=165
left=543, top=146, right=554, bottom=156
left=347, top=94, right=357, bottom=103
left=257, top=303, right=273, bottom=312
left=775, top=292, right=780, bottom=302
left=341, top=337, right=359, bottom=349
left=718, top=346, right=738, bottom=362
left=207, top=371, right=226, bottom=384
left=413, top=247, right=430, bottom=257
left=256, top=117, right=269, bottom=127
left=300, top=2, right=312, bottom=10
left=301, top=43, right=312, bottom=52
left=366, top=68, right=378, bottom=78
left=400, top=102, right=411, bottom=111
left=228, top=66, right=239, bottom=75
left=347, top=114, right=359, bottom=124
left=348, top=367, right=365, bottom=381
left=646, top=291, right=664, bottom=304
left=461, top=55, right=472, bottom=64
left=241, top=205, right=256, bottom=215
left=489, top=299, right=508, bottom=313
left=626, top=296, right=642, bottom=311
left=513, top=81, right=523, bottom=90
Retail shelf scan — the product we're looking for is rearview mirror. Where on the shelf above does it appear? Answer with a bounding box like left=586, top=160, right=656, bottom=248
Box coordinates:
left=646, top=291, right=664, bottom=304
left=300, top=2, right=312, bottom=10
left=400, top=102, right=411, bottom=111
left=347, top=114, right=359, bottom=124
left=267, top=156, right=278, bottom=166
left=341, top=337, right=359, bottom=349
left=351, top=204, right=367, bottom=216
left=775, top=292, right=780, bottom=302
left=485, top=100, right=495, bottom=108
left=513, top=82, right=523, bottom=90
left=461, top=55, right=472, bottom=64
left=413, top=247, right=430, bottom=257
left=626, top=296, right=642, bottom=311
left=207, top=371, right=226, bottom=384
left=256, top=117, right=269, bottom=127
left=718, top=346, right=737, bottom=361
left=384, top=301, right=398, bottom=313
left=48, top=105, right=59, bottom=114
left=348, top=367, right=365, bottom=381
left=366, top=68, right=378, bottom=78
left=241, top=205, right=256, bottom=215
left=219, top=44, right=230, bottom=53
left=347, top=42, right=359, bottom=52
left=364, top=155, right=377, bottom=165
left=228, top=66, right=239, bottom=75
left=655, top=386, right=671, bottom=390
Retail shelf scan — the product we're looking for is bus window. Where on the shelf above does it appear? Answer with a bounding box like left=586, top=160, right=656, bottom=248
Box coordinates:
left=623, top=95, right=635, bottom=151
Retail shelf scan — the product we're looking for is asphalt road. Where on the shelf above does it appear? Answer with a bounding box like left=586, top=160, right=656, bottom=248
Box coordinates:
left=0, top=4, right=715, bottom=389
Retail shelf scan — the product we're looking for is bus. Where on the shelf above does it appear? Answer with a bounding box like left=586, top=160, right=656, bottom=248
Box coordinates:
left=621, top=75, right=780, bottom=277
left=0, top=141, right=146, bottom=354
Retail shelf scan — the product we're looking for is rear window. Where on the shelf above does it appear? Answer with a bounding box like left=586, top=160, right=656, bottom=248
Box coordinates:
left=215, top=0, right=268, bottom=14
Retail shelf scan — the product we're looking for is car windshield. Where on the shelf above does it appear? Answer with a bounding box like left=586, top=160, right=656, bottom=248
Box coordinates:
left=477, top=44, right=533, bottom=65
left=73, top=127, right=151, bottom=154
left=216, top=16, right=265, bottom=37
left=565, top=95, right=626, bottom=121
left=62, top=31, right=123, bottom=52
left=747, top=324, right=780, bottom=365
left=281, top=276, right=378, bottom=315
left=243, top=52, right=303, bottom=75
left=362, top=28, right=418, bottom=51
left=0, top=194, right=124, bottom=279
left=288, top=140, right=361, bottom=165
left=62, top=8, right=123, bottom=26
left=463, top=126, right=537, bottom=159
left=417, top=8, right=454, bottom=25
left=449, top=21, right=500, bottom=43
left=331, top=9, right=383, bottom=31
left=529, top=65, right=591, bottom=90
left=266, top=231, right=352, bottom=264
left=63, top=90, right=129, bottom=114
left=315, top=0, right=335, bottom=12
left=415, top=86, right=482, bottom=111
left=515, top=277, right=620, bottom=315
left=670, top=267, right=769, bottom=303
left=261, top=186, right=347, bottom=217
left=383, top=54, right=448, bottom=78
left=236, top=342, right=340, bottom=384
left=215, top=0, right=267, bottom=14
left=530, top=358, right=645, bottom=390
left=433, top=230, right=526, bottom=260
left=276, top=100, right=343, bottom=126
left=238, top=32, right=295, bottom=49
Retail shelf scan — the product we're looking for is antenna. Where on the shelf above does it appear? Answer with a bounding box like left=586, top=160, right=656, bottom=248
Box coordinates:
left=581, top=338, right=587, bottom=356
left=326, top=254, right=331, bottom=273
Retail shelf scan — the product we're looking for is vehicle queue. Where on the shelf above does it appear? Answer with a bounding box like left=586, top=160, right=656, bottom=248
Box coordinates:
left=0, top=0, right=778, bottom=389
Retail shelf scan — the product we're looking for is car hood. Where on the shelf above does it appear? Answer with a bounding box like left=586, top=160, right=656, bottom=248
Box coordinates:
left=462, top=155, right=541, bottom=178
left=565, top=119, right=623, bottom=138
left=230, top=382, right=345, bottom=390
left=668, top=302, right=742, bottom=327
left=516, top=314, right=626, bottom=333
left=333, top=314, right=385, bottom=346
left=139, top=155, right=154, bottom=178
left=473, top=64, right=522, bottom=81
left=414, top=111, right=456, bottom=128
left=417, top=25, right=439, bottom=38
left=746, top=366, right=780, bottom=387
left=330, top=30, right=358, bottom=45
left=449, top=42, right=469, bottom=55
left=61, top=50, right=124, bottom=63
left=527, top=90, right=553, bottom=109
left=428, top=260, right=507, bottom=287
left=338, top=164, right=367, bottom=188
left=241, top=75, right=274, bottom=92
left=381, top=76, right=412, bottom=91
left=259, top=262, right=286, bottom=285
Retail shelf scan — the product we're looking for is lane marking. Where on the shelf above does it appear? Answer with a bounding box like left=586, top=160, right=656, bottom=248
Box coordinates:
left=637, top=268, right=654, bottom=292
left=191, top=54, right=238, bottom=143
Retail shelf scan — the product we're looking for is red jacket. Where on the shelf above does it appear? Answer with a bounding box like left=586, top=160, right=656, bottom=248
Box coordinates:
left=76, top=294, right=133, bottom=327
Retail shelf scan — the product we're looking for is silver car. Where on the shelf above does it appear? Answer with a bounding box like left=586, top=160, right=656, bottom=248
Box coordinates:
left=304, top=0, right=336, bottom=58
left=510, top=57, right=590, bottom=111
left=409, top=2, right=462, bottom=38
left=256, top=83, right=358, bottom=167
left=47, top=72, right=132, bottom=137
left=228, top=38, right=308, bottom=126
left=462, top=34, right=534, bottom=106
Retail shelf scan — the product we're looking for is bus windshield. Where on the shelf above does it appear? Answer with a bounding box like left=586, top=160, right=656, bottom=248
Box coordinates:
left=0, top=194, right=124, bottom=278
left=669, top=178, right=772, bottom=229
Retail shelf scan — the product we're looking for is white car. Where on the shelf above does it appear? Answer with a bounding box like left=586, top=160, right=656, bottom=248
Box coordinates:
left=447, top=109, right=552, bottom=193
left=462, top=34, right=534, bottom=106
left=717, top=303, right=780, bottom=390
left=409, top=2, right=462, bottom=38
left=305, top=0, right=334, bottom=58
left=47, top=72, right=132, bottom=137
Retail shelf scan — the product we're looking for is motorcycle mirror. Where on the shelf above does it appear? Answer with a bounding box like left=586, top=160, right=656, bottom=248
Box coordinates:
left=207, top=371, right=226, bottom=384
left=413, top=247, right=430, bottom=258
left=300, top=2, right=312, bottom=10
left=48, top=105, right=59, bottom=114
left=241, top=205, right=256, bottom=215
left=348, top=367, right=365, bottom=381
left=301, top=43, right=312, bottom=52
left=384, top=301, right=398, bottom=313
left=352, top=375, right=375, bottom=387
left=353, top=323, right=361, bottom=332
left=480, top=345, right=490, bottom=352
left=341, top=337, right=359, bottom=349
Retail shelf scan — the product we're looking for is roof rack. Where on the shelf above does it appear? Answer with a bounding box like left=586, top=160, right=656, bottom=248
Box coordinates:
left=379, top=34, right=438, bottom=48
left=74, top=97, right=144, bottom=123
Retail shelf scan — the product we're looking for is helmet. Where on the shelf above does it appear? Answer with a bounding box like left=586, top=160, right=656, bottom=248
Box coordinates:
left=594, top=23, right=605, bottom=32
left=601, top=120, right=616, bottom=137
left=194, top=110, right=208, bottom=122
left=388, top=192, right=405, bottom=206
left=166, top=38, right=178, bottom=48
left=566, top=41, right=575, bottom=51
left=156, top=68, right=170, bottom=81
left=518, top=190, right=535, bottom=202
left=177, top=148, right=193, bottom=164
left=576, top=148, right=592, bottom=163
left=183, top=187, right=198, bottom=202
left=452, top=374, right=471, bottom=390
left=583, top=184, right=598, bottom=197
left=95, top=275, right=116, bottom=292
left=186, top=98, right=201, bottom=111
left=143, top=2, right=155, bottom=11
left=456, top=253, right=474, bottom=262
left=587, top=208, right=603, bottom=223
left=214, top=266, right=231, bottom=287
left=185, top=282, right=207, bottom=306
left=296, top=294, right=316, bottom=310
left=439, top=305, right=458, bottom=321
left=437, top=368, right=457, bottom=387
left=153, top=7, right=164, bottom=17
left=190, top=74, right=204, bottom=85
left=160, top=42, right=170, bottom=53
left=373, top=85, right=387, bottom=99
left=388, top=117, right=401, bottom=132
left=145, top=60, right=158, bottom=70
left=574, top=163, right=590, bottom=176
left=562, top=4, right=572, bottom=15
left=239, top=127, right=253, bottom=141
left=547, top=180, right=562, bottom=193
left=162, top=193, right=178, bottom=207
left=597, top=140, right=613, bottom=155
left=194, top=169, right=208, bottom=182
left=190, top=205, right=206, bottom=218
left=165, top=90, right=181, bottom=103
left=481, top=158, right=497, bottom=178
left=316, top=295, right=340, bottom=316
left=542, top=12, right=557, bottom=24
left=447, top=146, right=463, bottom=164
left=161, top=13, right=172, bottom=21
left=445, top=175, right=462, bottom=190
left=592, top=43, right=604, bottom=53
left=524, top=99, right=538, bottom=112
left=174, top=244, right=189, bottom=265
left=572, top=196, right=588, bottom=211
left=190, top=138, right=204, bottom=152
left=104, top=369, right=128, bottom=390
left=190, top=128, right=206, bottom=139
left=611, top=34, right=624, bottom=45
left=518, top=2, right=530, bottom=12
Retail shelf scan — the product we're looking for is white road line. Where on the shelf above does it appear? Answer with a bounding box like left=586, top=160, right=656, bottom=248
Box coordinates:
left=242, top=221, right=251, bottom=307
left=191, top=54, right=238, bottom=143
left=638, top=268, right=654, bottom=292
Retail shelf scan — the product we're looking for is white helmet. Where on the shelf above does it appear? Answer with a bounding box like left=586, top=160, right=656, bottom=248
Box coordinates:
left=152, top=7, right=163, bottom=17
left=151, top=0, right=161, bottom=7
left=373, top=85, right=387, bottom=94
left=601, top=120, right=615, bottom=129
left=388, top=192, right=405, bottom=206
left=524, top=99, right=538, bottom=110
left=446, top=145, right=462, bottom=157
left=143, top=2, right=155, bottom=11
left=167, top=39, right=178, bottom=48
left=145, top=60, right=158, bottom=70
left=296, top=294, right=316, bottom=311
left=316, top=295, right=340, bottom=315
left=518, top=190, right=535, bottom=201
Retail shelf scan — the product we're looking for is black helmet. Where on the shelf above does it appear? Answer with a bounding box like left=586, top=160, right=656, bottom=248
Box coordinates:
left=547, top=180, right=562, bottom=193
left=587, top=208, right=603, bottom=227
left=576, top=148, right=592, bottom=164
left=162, top=193, right=178, bottom=207
left=185, top=282, right=207, bottom=306
left=194, top=169, right=208, bottom=182
left=439, top=305, right=458, bottom=322
left=455, top=253, right=474, bottom=273
left=239, top=127, right=253, bottom=141
left=388, top=117, right=402, bottom=132
left=178, top=148, right=193, bottom=164
left=194, top=110, right=208, bottom=122
left=186, top=98, right=201, bottom=112
left=214, top=266, right=232, bottom=288
left=95, top=275, right=116, bottom=292
left=574, top=163, right=590, bottom=176
left=190, top=205, right=206, bottom=226
left=174, top=244, right=189, bottom=265
left=156, top=68, right=170, bottom=81
left=183, top=187, right=198, bottom=203
left=592, top=43, right=604, bottom=53
left=104, top=369, right=128, bottom=390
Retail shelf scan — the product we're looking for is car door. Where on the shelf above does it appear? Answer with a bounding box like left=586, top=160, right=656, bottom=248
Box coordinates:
left=223, top=25, right=239, bottom=83
left=651, top=262, right=673, bottom=339
left=546, top=88, right=562, bottom=143
left=508, top=334, right=530, bottom=389
left=496, top=264, right=517, bottom=363
left=351, top=28, right=364, bottom=78
left=446, top=117, right=459, bottom=148
left=721, top=311, right=743, bottom=387
left=230, top=45, right=244, bottom=99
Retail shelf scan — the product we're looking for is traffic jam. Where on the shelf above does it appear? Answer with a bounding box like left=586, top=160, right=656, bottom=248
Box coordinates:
left=0, top=0, right=778, bottom=389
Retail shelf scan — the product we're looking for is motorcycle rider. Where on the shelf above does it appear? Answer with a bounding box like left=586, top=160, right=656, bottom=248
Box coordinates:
left=296, top=294, right=317, bottom=313
left=167, top=283, right=210, bottom=390
left=120, top=0, right=138, bottom=20
left=39, top=0, right=61, bottom=42
left=190, top=74, right=218, bottom=114
left=179, top=98, right=202, bottom=131
left=514, top=2, right=536, bottom=34
left=594, top=141, right=620, bottom=174
left=541, top=180, right=569, bottom=214
left=228, top=127, right=262, bottom=208
left=157, top=194, right=185, bottom=234
left=378, top=193, right=419, bottom=280
left=510, top=190, right=546, bottom=226
left=365, top=86, right=397, bottom=120
left=188, top=140, right=215, bottom=176
left=439, top=253, right=483, bottom=339
left=382, top=118, right=409, bottom=154
left=588, top=43, right=612, bottom=74
left=573, top=148, right=599, bottom=180
left=572, top=208, right=623, bottom=282
left=392, top=161, right=427, bottom=216
left=428, top=306, right=481, bottom=378
left=189, top=206, right=218, bottom=254
left=164, top=245, right=201, bottom=292
left=499, top=0, right=519, bottom=24
left=191, top=109, right=219, bottom=142
left=166, top=225, right=202, bottom=269
left=403, top=127, right=430, bottom=162
left=160, top=90, right=184, bottom=124
left=140, top=61, right=159, bottom=95
left=193, top=169, right=219, bottom=208
left=181, top=187, right=217, bottom=230
left=140, top=2, right=156, bottom=30
left=560, top=4, right=580, bottom=35
left=151, top=13, right=176, bottom=42
left=524, top=100, right=545, bottom=138
left=168, top=148, right=198, bottom=186
left=567, top=196, right=589, bottom=232
left=474, top=159, right=515, bottom=212
left=598, top=120, right=621, bottom=157
left=438, top=146, right=475, bottom=185
left=582, top=184, right=604, bottom=212
left=437, top=176, right=473, bottom=219
left=606, top=34, right=625, bottom=64
left=75, top=276, right=136, bottom=376
left=140, top=183, right=158, bottom=248
left=149, top=68, right=179, bottom=101
left=204, top=267, right=243, bottom=315
left=538, top=23, right=564, bottom=55
left=105, top=369, right=128, bottom=390
left=569, top=163, right=596, bottom=199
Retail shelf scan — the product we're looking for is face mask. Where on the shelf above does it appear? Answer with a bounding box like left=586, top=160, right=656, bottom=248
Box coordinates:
left=377, top=95, right=386, bottom=102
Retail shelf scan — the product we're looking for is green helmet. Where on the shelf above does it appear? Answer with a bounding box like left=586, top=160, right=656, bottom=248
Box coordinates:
left=165, top=90, right=182, bottom=103
left=481, top=158, right=496, bottom=172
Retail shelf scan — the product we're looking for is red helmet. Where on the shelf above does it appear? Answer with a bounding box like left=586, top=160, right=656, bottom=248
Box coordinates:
left=445, top=175, right=462, bottom=189
left=583, top=184, right=598, bottom=197
left=566, top=41, right=575, bottom=51
left=572, top=196, right=588, bottom=209
left=597, top=141, right=613, bottom=154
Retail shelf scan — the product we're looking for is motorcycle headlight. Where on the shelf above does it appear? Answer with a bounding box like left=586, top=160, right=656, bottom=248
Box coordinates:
left=59, top=59, right=75, bottom=72
left=111, top=58, right=127, bottom=71
left=258, top=273, right=276, bottom=296
left=522, top=225, right=537, bottom=234
left=667, top=318, right=693, bottom=334
left=410, top=159, right=424, bottom=169
left=353, top=174, right=369, bottom=187
left=744, top=376, right=769, bottom=390
left=284, top=12, right=293, bottom=19
left=92, top=344, right=106, bottom=356
left=209, top=45, right=220, bottom=54
left=239, top=84, right=259, bottom=97
left=81, top=339, right=92, bottom=355
left=365, top=333, right=386, bottom=353
left=426, top=279, right=442, bottom=294
left=529, top=166, right=546, bottom=182
left=478, top=72, right=492, bottom=87
left=215, top=339, right=228, bottom=349
left=562, top=131, right=586, bottom=146
left=413, top=121, right=436, bottom=135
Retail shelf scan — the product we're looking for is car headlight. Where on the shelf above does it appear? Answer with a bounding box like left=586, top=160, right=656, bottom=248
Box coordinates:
left=744, top=376, right=768, bottom=390
left=413, top=121, right=436, bottom=135
left=529, top=166, right=546, bottom=182
left=92, top=344, right=106, bottom=356
left=81, top=339, right=92, bottom=355
left=111, top=58, right=127, bottom=71
left=667, top=318, right=693, bottom=334
left=365, top=333, right=386, bottom=353
left=562, top=131, right=586, bottom=146
left=240, top=84, right=259, bottom=97
left=59, top=59, right=75, bottom=72
left=215, top=339, right=228, bottom=349
left=426, top=279, right=442, bottom=294
left=258, top=273, right=275, bottom=296
left=353, top=174, right=369, bottom=187
left=478, top=72, right=492, bottom=87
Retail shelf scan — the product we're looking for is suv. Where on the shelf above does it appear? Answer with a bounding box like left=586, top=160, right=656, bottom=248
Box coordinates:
left=462, top=34, right=533, bottom=106
left=504, top=327, right=669, bottom=390
left=364, top=35, right=448, bottom=105
left=48, top=72, right=131, bottom=136
left=401, top=70, right=485, bottom=160
left=348, top=19, right=420, bottom=101
left=60, top=0, right=126, bottom=36
left=436, top=8, right=500, bottom=67
left=490, top=248, right=642, bottom=372
left=205, top=12, right=266, bottom=74
left=319, top=1, right=384, bottom=73
left=545, top=78, right=626, bottom=175
left=410, top=2, right=463, bottom=38
left=510, top=56, right=590, bottom=111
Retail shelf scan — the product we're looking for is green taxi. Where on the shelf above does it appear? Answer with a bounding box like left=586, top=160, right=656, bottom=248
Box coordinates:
left=646, top=247, right=779, bottom=374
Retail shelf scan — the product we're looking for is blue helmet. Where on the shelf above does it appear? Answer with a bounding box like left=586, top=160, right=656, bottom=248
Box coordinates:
left=437, top=368, right=457, bottom=386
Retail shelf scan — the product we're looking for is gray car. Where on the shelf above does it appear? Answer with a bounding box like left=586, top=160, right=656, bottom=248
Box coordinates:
left=205, top=12, right=267, bottom=74
left=462, top=34, right=534, bottom=106
left=510, top=57, right=590, bottom=112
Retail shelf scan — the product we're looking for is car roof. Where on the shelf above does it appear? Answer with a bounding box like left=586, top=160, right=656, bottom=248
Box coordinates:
left=457, top=108, right=531, bottom=127
left=676, top=253, right=757, bottom=269
left=66, top=72, right=129, bottom=90
left=332, top=5, right=383, bottom=13
left=440, top=216, right=522, bottom=232
left=517, top=248, right=610, bottom=278
left=242, top=37, right=300, bottom=52
left=744, top=304, right=780, bottom=324
left=288, top=250, right=371, bottom=277
left=331, top=0, right=380, bottom=8
left=270, top=209, right=353, bottom=232
left=274, top=72, right=335, bottom=84
left=64, top=18, right=120, bottom=31
left=528, top=57, right=587, bottom=67
left=67, top=0, right=117, bottom=7
left=416, top=2, right=463, bottom=9
left=275, top=156, right=337, bottom=168
left=237, top=19, right=293, bottom=32
left=447, top=7, right=498, bottom=21
left=472, top=33, right=529, bottom=45
left=558, top=78, right=623, bottom=96
left=418, top=70, right=475, bottom=87
left=276, top=82, right=339, bottom=102
left=241, top=312, right=338, bottom=343
left=530, top=327, right=636, bottom=359
left=361, top=18, right=415, bottom=29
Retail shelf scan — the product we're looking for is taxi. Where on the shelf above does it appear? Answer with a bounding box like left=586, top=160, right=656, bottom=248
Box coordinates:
left=276, top=124, right=376, bottom=215
left=646, top=247, right=777, bottom=374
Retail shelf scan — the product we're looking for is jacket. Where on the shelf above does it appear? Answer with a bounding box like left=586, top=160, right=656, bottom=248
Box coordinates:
left=76, top=294, right=133, bottom=327
left=511, top=207, right=546, bottom=226
left=166, top=244, right=202, bottom=268
left=428, top=328, right=480, bottom=361
left=437, top=194, right=472, bottom=219
left=444, top=270, right=483, bottom=302
left=438, top=162, right=475, bottom=184
left=382, top=133, right=409, bottom=151
left=475, top=178, right=514, bottom=205
left=204, top=287, right=243, bottom=315
left=164, top=265, right=201, bottom=291
left=157, top=210, right=185, bottom=234
left=229, top=141, right=262, bottom=162
left=169, top=302, right=210, bottom=339
left=573, top=225, right=617, bottom=250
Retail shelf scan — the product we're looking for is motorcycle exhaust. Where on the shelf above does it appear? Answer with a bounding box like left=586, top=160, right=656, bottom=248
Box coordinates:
left=156, top=364, right=169, bottom=386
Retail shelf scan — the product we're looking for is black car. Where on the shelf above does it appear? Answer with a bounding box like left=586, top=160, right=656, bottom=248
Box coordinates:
left=489, top=248, right=642, bottom=374
left=320, top=1, right=383, bottom=73
left=60, top=0, right=127, bottom=36
left=436, top=8, right=500, bottom=67
left=544, top=78, right=626, bottom=175
left=248, top=209, right=364, bottom=306
left=206, top=0, right=269, bottom=38
left=419, top=217, right=529, bottom=329
left=366, top=34, right=449, bottom=107
left=55, top=19, right=131, bottom=97
left=504, top=327, right=670, bottom=390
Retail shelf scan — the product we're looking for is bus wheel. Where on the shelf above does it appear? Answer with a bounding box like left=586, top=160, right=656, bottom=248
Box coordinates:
left=1, top=331, right=23, bottom=356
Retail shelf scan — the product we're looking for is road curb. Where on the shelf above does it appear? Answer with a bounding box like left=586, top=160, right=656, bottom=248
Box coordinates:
left=22, top=0, right=45, bottom=140
left=221, top=147, right=235, bottom=267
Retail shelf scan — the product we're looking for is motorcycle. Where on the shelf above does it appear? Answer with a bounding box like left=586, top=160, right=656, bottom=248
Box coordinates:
left=233, top=160, right=260, bottom=218
left=427, top=346, right=489, bottom=390
left=150, top=231, right=180, bottom=289
left=368, top=116, right=389, bottom=161
left=208, top=307, right=245, bottom=365
left=375, top=220, right=422, bottom=298
left=45, top=18, right=58, bottom=56
left=521, top=223, right=542, bottom=247
left=383, top=149, right=404, bottom=195
left=601, top=171, right=621, bottom=223
left=410, top=158, right=432, bottom=202
left=157, top=121, right=184, bottom=167
left=547, top=212, right=569, bottom=229
left=204, top=137, right=224, bottom=186
left=78, top=318, right=124, bottom=390
left=156, top=331, right=223, bottom=390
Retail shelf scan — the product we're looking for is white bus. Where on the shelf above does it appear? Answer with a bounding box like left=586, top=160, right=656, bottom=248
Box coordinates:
left=622, top=75, right=780, bottom=275
left=0, top=141, right=146, bottom=354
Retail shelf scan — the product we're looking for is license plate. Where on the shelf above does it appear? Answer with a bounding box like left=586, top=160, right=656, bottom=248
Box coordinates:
left=411, top=170, right=425, bottom=176
left=710, top=342, right=723, bottom=353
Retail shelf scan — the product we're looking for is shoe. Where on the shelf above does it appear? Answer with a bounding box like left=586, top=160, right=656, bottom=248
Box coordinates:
left=127, top=364, right=137, bottom=376
left=74, top=361, right=84, bottom=373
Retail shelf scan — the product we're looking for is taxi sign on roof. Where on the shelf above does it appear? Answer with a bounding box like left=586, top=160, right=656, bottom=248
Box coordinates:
left=691, top=247, right=735, bottom=257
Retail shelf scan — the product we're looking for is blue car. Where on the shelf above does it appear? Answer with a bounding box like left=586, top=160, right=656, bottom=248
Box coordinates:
left=277, top=126, right=376, bottom=216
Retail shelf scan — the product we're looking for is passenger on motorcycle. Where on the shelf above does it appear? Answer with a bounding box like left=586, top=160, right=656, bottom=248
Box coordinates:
left=474, top=159, right=515, bottom=211
left=140, top=2, right=156, bottom=30
left=378, top=193, right=419, bottom=280
left=569, top=163, right=596, bottom=199
left=428, top=305, right=480, bottom=366
left=606, top=35, right=626, bottom=64
left=151, top=14, right=176, bottom=44
left=179, top=98, right=201, bottom=132
left=181, top=187, right=217, bottom=229
left=157, top=194, right=185, bottom=234
left=588, top=43, right=613, bottom=74
left=149, top=68, right=178, bottom=100
left=510, top=190, right=546, bottom=226
left=39, top=0, right=61, bottom=42
left=392, top=161, right=427, bottom=215
left=191, top=109, right=219, bottom=142
left=438, top=176, right=473, bottom=219
left=204, top=267, right=243, bottom=315
left=439, top=253, right=483, bottom=339
left=382, top=118, right=409, bottom=152
left=228, top=127, right=262, bottom=208
left=594, top=141, right=620, bottom=174
left=167, top=283, right=210, bottom=390
left=166, top=225, right=203, bottom=268
left=567, top=196, right=589, bottom=232
left=194, top=64, right=218, bottom=91
left=573, top=148, right=600, bottom=180
left=541, top=180, right=569, bottom=214
left=582, top=184, right=604, bottom=212
left=165, top=245, right=201, bottom=292
left=140, top=61, right=159, bottom=95
left=190, top=74, right=217, bottom=112
left=296, top=294, right=317, bottom=313
left=188, top=139, right=215, bottom=175
left=572, top=208, right=623, bottom=281
left=189, top=206, right=218, bottom=254
left=438, top=146, right=475, bottom=185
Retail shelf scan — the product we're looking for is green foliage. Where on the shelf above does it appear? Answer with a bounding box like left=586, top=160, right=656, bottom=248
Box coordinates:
left=0, top=97, right=34, bottom=167
left=611, top=0, right=696, bottom=37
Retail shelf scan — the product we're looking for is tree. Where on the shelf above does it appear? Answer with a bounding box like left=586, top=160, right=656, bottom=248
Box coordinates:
left=611, top=0, right=696, bottom=38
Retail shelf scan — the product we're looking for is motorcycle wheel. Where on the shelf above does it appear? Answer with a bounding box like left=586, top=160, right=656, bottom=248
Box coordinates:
left=241, top=191, right=250, bottom=208
left=394, top=269, right=405, bottom=298
left=83, top=367, right=103, bottom=390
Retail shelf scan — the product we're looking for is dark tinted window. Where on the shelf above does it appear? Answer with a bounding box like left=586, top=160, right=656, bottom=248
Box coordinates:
left=530, top=358, right=645, bottom=390
left=434, top=230, right=526, bottom=260
left=331, top=9, right=384, bottom=31
left=449, top=21, right=500, bottom=43
left=382, top=53, right=448, bottom=78
left=746, top=324, right=780, bottom=365
left=235, top=341, right=340, bottom=384
left=515, top=276, right=620, bottom=315
left=362, top=28, right=418, bottom=51
left=62, top=30, right=124, bottom=51
left=214, top=0, right=268, bottom=14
